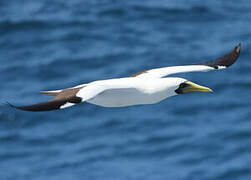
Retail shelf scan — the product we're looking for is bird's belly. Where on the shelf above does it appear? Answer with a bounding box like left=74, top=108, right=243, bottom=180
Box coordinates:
left=86, top=88, right=167, bottom=107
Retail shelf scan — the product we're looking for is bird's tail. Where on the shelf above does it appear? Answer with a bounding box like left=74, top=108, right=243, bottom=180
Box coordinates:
left=40, top=84, right=87, bottom=96
left=40, top=90, right=62, bottom=95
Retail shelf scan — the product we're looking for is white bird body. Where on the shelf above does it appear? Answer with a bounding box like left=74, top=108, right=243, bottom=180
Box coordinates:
left=83, top=77, right=185, bottom=107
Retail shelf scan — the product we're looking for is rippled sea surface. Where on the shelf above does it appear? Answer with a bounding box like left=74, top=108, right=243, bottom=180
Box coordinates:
left=1, top=0, right=251, bottom=179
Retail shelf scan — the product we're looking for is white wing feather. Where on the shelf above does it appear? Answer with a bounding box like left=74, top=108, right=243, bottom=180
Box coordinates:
left=133, top=44, right=241, bottom=78
left=135, top=65, right=214, bottom=78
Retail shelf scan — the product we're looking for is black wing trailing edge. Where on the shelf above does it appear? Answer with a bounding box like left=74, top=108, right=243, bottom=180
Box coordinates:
left=8, top=87, right=83, bottom=112
left=201, top=43, right=241, bottom=69
left=7, top=99, right=70, bottom=112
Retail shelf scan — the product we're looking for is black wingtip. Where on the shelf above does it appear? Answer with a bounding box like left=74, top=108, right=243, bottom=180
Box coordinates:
left=225, top=43, right=242, bottom=67
left=6, top=101, right=15, bottom=108
left=6, top=101, right=34, bottom=111
left=235, top=43, right=241, bottom=54
left=6, top=100, right=56, bottom=112
left=202, top=43, right=242, bottom=69
left=6, top=98, right=80, bottom=112
left=6, top=101, right=28, bottom=111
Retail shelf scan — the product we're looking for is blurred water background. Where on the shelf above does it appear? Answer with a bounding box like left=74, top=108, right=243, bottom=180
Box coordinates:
left=1, top=0, right=251, bottom=179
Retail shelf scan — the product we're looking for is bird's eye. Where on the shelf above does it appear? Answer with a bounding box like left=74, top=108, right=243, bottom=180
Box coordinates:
left=180, top=83, right=189, bottom=88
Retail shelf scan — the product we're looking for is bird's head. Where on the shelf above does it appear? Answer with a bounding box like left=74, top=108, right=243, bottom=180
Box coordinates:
left=174, top=78, right=213, bottom=94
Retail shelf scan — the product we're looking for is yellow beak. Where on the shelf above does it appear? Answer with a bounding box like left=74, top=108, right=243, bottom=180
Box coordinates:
left=182, top=81, right=213, bottom=93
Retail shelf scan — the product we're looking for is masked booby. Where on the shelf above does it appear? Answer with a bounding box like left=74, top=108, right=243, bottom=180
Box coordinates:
left=9, top=44, right=241, bottom=111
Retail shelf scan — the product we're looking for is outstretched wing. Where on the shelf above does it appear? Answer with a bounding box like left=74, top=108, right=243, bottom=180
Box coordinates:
left=8, top=87, right=84, bottom=111
left=131, top=44, right=241, bottom=78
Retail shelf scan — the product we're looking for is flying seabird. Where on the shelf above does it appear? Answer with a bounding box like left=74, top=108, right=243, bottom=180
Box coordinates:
left=9, top=44, right=241, bottom=112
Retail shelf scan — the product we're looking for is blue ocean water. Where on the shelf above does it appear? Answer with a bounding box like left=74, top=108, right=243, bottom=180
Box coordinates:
left=1, top=0, right=251, bottom=179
